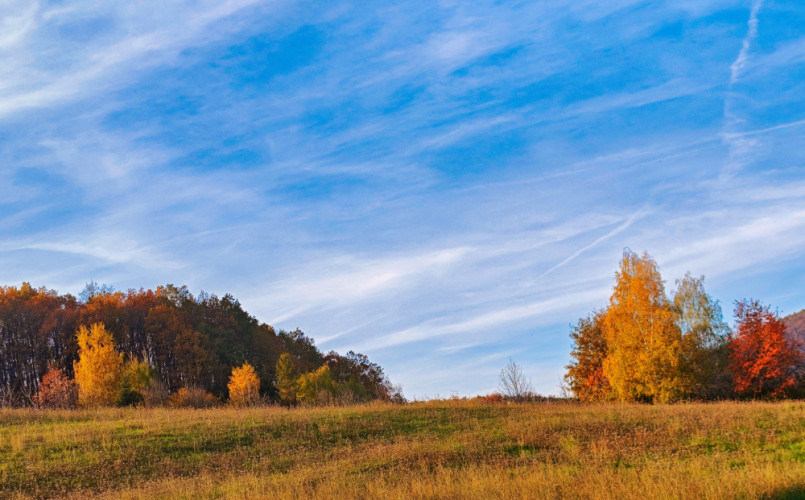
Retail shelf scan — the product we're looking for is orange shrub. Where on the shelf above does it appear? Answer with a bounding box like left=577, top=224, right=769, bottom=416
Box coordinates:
left=168, top=386, right=218, bottom=408
left=33, top=366, right=77, bottom=409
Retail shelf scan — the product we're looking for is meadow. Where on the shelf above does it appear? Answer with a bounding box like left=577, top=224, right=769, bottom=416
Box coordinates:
left=2, top=401, right=805, bottom=499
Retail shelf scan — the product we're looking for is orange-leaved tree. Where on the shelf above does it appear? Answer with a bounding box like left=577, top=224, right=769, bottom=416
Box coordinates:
left=73, top=323, right=124, bottom=407
left=33, top=365, right=77, bottom=409
left=728, top=299, right=802, bottom=398
left=228, top=362, right=260, bottom=407
left=602, top=251, right=691, bottom=403
left=565, top=311, right=610, bottom=401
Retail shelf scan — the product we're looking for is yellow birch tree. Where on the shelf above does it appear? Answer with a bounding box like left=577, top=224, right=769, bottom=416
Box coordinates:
left=73, top=323, right=124, bottom=407
left=602, top=251, right=692, bottom=403
left=228, top=362, right=260, bottom=407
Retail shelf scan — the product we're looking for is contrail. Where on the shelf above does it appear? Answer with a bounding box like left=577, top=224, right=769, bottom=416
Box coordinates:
left=729, top=0, right=765, bottom=87
left=721, top=0, right=765, bottom=180
left=538, top=205, right=650, bottom=280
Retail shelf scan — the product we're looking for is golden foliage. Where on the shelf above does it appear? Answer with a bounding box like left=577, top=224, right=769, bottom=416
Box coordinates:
left=73, top=323, right=124, bottom=407
left=275, top=353, right=299, bottom=406
left=227, top=362, right=260, bottom=407
left=296, top=365, right=335, bottom=405
left=602, top=251, right=691, bottom=403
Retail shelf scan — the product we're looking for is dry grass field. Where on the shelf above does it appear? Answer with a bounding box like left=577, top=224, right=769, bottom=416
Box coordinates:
left=2, top=400, right=805, bottom=499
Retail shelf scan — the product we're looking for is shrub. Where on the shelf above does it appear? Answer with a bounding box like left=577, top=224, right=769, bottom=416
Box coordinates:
left=116, top=388, right=144, bottom=407
left=142, top=379, right=170, bottom=408
left=473, top=393, right=505, bottom=405
left=33, top=366, right=77, bottom=409
left=168, top=386, right=218, bottom=409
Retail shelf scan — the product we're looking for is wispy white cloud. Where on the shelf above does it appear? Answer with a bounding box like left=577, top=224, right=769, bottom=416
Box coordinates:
left=358, top=287, right=609, bottom=352
left=0, top=0, right=273, bottom=118
left=1, top=0, right=804, bottom=400
left=0, top=0, right=38, bottom=50
left=253, top=246, right=472, bottom=323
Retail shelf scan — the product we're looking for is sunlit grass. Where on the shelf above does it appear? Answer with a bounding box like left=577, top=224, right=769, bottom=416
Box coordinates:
left=2, top=400, right=805, bottom=499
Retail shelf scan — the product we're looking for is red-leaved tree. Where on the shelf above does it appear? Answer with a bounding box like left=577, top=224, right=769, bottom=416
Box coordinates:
left=728, top=299, right=802, bottom=398
left=33, top=366, right=77, bottom=409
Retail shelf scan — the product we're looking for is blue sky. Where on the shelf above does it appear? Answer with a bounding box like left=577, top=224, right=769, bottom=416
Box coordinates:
left=2, top=0, right=804, bottom=398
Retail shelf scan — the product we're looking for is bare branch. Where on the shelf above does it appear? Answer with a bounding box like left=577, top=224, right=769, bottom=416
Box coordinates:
left=498, top=358, right=533, bottom=402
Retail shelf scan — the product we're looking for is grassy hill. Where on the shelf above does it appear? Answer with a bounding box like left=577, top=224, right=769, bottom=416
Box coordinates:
left=2, top=401, right=805, bottom=499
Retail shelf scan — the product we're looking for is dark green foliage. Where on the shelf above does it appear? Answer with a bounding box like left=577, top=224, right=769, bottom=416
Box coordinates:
left=279, top=329, right=324, bottom=372
left=0, top=282, right=393, bottom=406
left=325, top=350, right=399, bottom=402
left=116, top=388, right=144, bottom=407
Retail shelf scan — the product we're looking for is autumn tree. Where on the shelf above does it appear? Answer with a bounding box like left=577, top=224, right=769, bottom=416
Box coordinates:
left=728, top=299, right=802, bottom=398
left=0, top=282, right=396, bottom=406
left=275, top=353, right=299, bottom=406
left=33, top=366, right=77, bottom=409
left=144, top=305, right=206, bottom=392
left=325, top=351, right=395, bottom=402
left=602, top=251, right=691, bottom=403
left=117, top=357, right=154, bottom=406
left=0, top=283, right=80, bottom=406
left=565, top=311, right=610, bottom=401
left=297, top=365, right=335, bottom=405
left=673, top=274, right=731, bottom=398
left=73, top=323, right=124, bottom=406
left=228, top=362, right=260, bottom=407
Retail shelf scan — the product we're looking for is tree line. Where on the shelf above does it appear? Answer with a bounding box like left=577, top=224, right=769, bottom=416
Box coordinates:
left=0, top=283, right=401, bottom=407
left=565, top=250, right=803, bottom=402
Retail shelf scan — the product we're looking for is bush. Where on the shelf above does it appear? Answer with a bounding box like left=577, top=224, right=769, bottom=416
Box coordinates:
left=168, top=386, right=218, bottom=409
left=116, top=388, right=144, bottom=407
left=334, top=386, right=360, bottom=406
left=116, top=359, right=154, bottom=407
left=142, top=380, right=170, bottom=408
left=33, top=366, right=77, bottom=409
left=471, top=393, right=505, bottom=405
